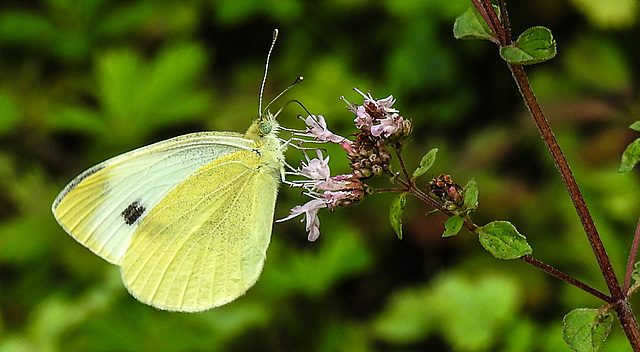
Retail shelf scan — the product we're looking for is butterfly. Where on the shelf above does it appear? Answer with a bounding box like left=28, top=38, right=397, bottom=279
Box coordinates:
left=52, top=30, right=289, bottom=312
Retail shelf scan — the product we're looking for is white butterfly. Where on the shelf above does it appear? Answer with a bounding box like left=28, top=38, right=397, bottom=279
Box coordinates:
left=53, top=30, right=288, bottom=312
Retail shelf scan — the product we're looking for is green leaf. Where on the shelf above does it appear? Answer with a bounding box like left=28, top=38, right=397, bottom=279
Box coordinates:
left=630, top=121, right=640, bottom=132
left=425, top=209, right=439, bottom=217
left=632, top=261, right=640, bottom=282
left=477, top=221, right=532, bottom=260
left=390, top=193, right=407, bottom=240
left=443, top=215, right=464, bottom=237
left=562, top=308, right=613, bottom=352
left=412, top=148, right=438, bottom=179
left=462, top=179, right=478, bottom=212
left=499, top=26, right=557, bottom=65
left=453, top=6, right=496, bottom=42
left=618, top=138, right=640, bottom=173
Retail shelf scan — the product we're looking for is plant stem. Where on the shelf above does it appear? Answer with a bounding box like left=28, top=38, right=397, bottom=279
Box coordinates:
left=476, top=0, right=507, bottom=45
left=395, top=148, right=411, bottom=181
left=411, top=180, right=608, bottom=301
left=394, top=145, right=607, bottom=299
left=496, top=0, right=511, bottom=43
left=376, top=188, right=411, bottom=193
left=481, top=0, right=505, bottom=43
left=520, top=255, right=613, bottom=303
left=616, top=303, right=640, bottom=351
left=397, top=178, right=443, bottom=210
left=508, top=64, right=621, bottom=298
left=465, top=0, right=640, bottom=347
left=470, top=0, right=497, bottom=40
left=508, top=63, right=640, bottom=350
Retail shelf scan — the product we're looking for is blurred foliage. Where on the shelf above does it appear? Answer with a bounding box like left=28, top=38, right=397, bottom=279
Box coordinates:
left=0, top=0, right=639, bottom=351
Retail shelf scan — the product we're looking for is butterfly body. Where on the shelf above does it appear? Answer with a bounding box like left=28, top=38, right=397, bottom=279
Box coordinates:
left=53, top=114, right=284, bottom=312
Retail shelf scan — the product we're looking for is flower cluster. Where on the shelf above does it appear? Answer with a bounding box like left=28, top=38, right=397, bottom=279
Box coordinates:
left=342, top=89, right=412, bottom=178
left=280, top=89, right=411, bottom=241
left=278, top=150, right=367, bottom=241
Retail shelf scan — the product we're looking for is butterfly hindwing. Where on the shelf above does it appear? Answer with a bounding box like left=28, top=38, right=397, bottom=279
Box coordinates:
left=120, top=149, right=279, bottom=311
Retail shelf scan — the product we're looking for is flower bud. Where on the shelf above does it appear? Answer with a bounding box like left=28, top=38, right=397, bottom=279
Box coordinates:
left=429, top=174, right=464, bottom=208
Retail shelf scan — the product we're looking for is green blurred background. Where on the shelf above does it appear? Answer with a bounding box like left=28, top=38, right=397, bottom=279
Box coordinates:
left=1, top=0, right=639, bottom=351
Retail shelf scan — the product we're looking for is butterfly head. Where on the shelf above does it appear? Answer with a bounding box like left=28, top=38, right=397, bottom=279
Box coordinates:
left=258, top=115, right=275, bottom=135
left=245, top=111, right=280, bottom=141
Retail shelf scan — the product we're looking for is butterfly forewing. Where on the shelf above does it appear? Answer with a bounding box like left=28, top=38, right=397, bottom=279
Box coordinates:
left=121, top=149, right=279, bottom=312
left=52, top=132, right=256, bottom=264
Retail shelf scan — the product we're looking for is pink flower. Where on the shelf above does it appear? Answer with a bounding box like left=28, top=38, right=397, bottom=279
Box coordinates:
left=300, top=150, right=330, bottom=181
left=280, top=150, right=367, bottom=241
left=348, top=89, right=401, bottom=136
left=374, top=94, right=397, bottom=112
left=353, top=88, right=398, bottom=115
left=315, top=173, right=362, bottom=192
left=277, top=198, right=326, bottom=241
left=354, top=105, right=374, bottom=129
left=371, top=113, right=404, bottom=137
left=303, top=115, right=345, bottom=143
left=323, top=191, right=350, bottom=207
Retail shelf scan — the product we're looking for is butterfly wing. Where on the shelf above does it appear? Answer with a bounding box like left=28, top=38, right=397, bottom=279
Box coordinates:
left=120, top=148, right=280, bottom=311
left=52, top=132, right=255, bottom=264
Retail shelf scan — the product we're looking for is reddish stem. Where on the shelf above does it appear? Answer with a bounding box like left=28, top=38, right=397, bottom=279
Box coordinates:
left=509, top=64, right=640, bottom=350
left=408, top=181, right=609, bottom=302
left=464, top=1, right=640, bottom=348
left=508, top=64, right=622, bottom=299
left=497, top=0, right=511, bottom=43
left=521, top=255, right=613, bottom=303
left=479, top=0, right=507, bottom=45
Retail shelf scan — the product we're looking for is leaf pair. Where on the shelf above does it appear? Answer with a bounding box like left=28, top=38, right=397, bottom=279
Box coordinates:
left=454, top=6, right=556, bottom=65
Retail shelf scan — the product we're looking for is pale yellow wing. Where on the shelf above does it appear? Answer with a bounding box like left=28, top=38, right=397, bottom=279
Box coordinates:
left=120, top=149, right=279, bottom=312
left=52, top=132, right=255, bottom=264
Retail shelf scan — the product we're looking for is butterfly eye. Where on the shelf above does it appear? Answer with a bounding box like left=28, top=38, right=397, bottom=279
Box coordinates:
left=259, top=121, right=272, bottom=135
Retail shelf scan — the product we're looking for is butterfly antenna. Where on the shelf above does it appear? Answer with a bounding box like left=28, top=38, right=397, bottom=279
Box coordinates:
left=272, top=99, right=311, bottom=119
left=265, top=76, right=304, bottom=116
left=259, top=29, right=279, bottom=116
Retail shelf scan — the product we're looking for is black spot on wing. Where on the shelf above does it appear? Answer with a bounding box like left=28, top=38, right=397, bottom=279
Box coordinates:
left=121, top=200, right=146, bottom=225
